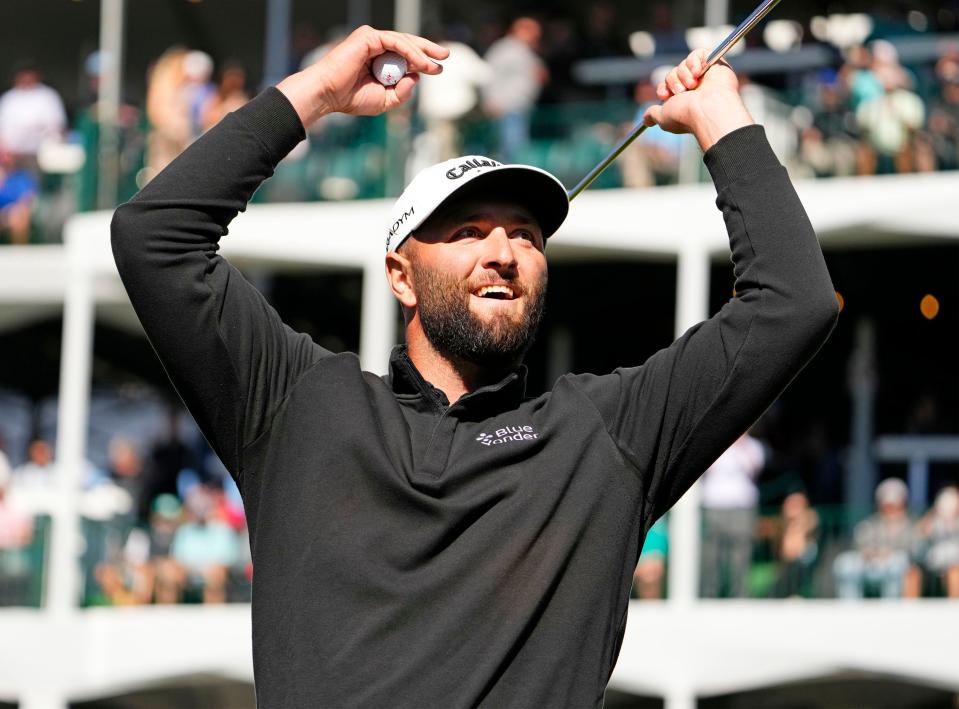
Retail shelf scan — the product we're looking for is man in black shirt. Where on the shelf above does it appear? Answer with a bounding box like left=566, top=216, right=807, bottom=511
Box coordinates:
left=112, top=26, right=837, bottom=708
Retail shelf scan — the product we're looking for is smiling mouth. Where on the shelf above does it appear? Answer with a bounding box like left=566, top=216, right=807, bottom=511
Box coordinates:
left=474, top=284, right=517, bottom=300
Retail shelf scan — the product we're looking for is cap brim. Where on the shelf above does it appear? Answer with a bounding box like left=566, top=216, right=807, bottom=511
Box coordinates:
left=420, top=165, right=569, bottom=243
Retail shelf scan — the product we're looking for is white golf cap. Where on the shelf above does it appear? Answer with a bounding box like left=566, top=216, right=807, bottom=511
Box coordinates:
left=385, top=155, right=569, bottom=252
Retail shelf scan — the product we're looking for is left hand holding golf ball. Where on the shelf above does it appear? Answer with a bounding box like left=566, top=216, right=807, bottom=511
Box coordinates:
left=371, top=51, right=408, bottom=86
left=276, top=26, right=448, bottom=123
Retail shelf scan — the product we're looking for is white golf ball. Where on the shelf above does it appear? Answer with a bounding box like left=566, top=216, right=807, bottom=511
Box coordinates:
left=371, top=51, right=408, bottom=86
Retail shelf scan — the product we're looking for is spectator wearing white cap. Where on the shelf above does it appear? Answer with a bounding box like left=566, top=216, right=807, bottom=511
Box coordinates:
left=833, top=478, right=918, bottom=599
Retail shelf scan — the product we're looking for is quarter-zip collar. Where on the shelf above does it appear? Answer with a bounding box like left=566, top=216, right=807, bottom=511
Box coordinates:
left=386, top=345, right=528, bottom=413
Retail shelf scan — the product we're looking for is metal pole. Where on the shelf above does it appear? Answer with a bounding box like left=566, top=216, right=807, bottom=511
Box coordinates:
left=263, top=0, right=292, bottom=87
left=907, top=454, right=928, bottom=513
left=387, top=0, right=422, bottom=195
left=394, top=0, right=421, bottom=35
left=348, top=0, right=372, bottom=29
left=847, top=318, right=877, bottom=516
left=96, top=0, right=124, bottom=210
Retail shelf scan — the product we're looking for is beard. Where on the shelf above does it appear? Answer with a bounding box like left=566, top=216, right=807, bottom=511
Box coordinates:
left=411, top=262, right=546, bottom=369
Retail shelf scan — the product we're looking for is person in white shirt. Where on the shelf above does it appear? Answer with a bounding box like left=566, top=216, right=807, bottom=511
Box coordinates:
left=700, top=432, right=766, bottom=597
left=482, top=17, right=548, bottom=162
left=0, top=63, right=67, bottom=170
left=412, top=35, right=492, bottom=169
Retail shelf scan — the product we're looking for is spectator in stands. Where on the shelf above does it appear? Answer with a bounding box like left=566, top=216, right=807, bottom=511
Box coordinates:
left=854, top=41, right=927, bottom=174
left=482, top=17, right=548, bottom=162
left=650, top=4, right=688, bottom=56
left=621, top=69, right=685, bottom=188
left=539, top=18, right=585, bottom=104
left=0, top=454, right=33, bottom=606
left=170, top=484, right=240, bottom=603
left=842, top=44, right=883, bottom=113
left=838, top=44, right=884, bottom=175
left=633, top=515, right=668, bottom=599
left=700, top=433, right=766, bottom=598
left=200, top=60, right=251, bottom=133
left=12, top=439, right=56, bottom=490
left=833, top=478, right=919, bottom=599
left=796, top=69, right=859, bottom=178
left=0, top=148, right=36, bottom=244
left=0, top=448, right=30, bottom=548
left=73, top=50, right=143, bottom=212
left=770, top=491, right=819, bottom=598
left=93, top=544, right=148, bottom=606
left=581, top=1, right=629, bottom=58
left=928, top=52, right=959, bottom=170
left=412, top=27, right=491, bottom=169
left=142, top=408, right=195, bottom=519
left=148, top=493, right=186, bottom=604
left=145, top=48, right=191, bottom=182
left=182, top=50, right=216, bottom=139
left=106, top=436, right=147, bottom=522
left=915, top=486, right=959, bottom=597
left=0, top=62, right=66, bottom=175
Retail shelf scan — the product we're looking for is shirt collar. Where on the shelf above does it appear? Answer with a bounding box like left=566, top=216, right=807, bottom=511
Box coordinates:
left=386, top=345, right=528, bottom=411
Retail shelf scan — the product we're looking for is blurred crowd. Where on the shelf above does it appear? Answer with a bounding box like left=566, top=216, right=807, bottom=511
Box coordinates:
left=4, top=397, right=956, bottom=606
left=631, top=432, right=959, bottom=601
left=625, top=39, right=959, bottom=188
left=1, top=8, right=959, bottom=243
left=0, top=410, right=250, bottom=607
left=792, top=41, right=959, bottom=178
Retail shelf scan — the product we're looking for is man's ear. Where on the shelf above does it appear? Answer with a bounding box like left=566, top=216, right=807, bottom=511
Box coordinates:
left=385, top=249, right=417, bottom=310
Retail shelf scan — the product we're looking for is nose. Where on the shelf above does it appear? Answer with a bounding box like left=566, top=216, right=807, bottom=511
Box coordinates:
left=479, top=227, right=517, bottom=271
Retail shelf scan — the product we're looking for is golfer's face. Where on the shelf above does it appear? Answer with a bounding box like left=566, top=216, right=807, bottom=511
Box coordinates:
left=411, top=198, right=547, bottom=328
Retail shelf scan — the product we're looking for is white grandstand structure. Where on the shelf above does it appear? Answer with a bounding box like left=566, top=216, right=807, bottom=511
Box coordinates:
left=1, top=170, right=958, bottom=707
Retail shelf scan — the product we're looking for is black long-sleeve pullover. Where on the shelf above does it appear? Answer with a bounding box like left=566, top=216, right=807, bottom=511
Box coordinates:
left=111, top=88, right=837, bottom=708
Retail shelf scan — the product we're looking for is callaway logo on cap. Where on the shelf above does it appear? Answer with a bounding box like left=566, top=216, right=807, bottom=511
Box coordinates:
left=385, top=155, right=570, bottom=252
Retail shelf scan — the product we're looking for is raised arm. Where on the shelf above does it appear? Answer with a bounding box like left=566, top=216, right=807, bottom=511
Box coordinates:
left=572, top=50, right=838, bottom=525
left=111, top=27, right=448, bottom=479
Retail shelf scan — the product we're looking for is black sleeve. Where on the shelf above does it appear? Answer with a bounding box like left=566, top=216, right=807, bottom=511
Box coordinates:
left=569, top=125, right=838, bottom=529
left=111, top=88, right=327, bottom=480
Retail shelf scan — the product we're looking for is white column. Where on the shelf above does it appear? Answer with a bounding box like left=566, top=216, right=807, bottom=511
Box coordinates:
left=359, top=257, right=398, bottom=375
left=704, top=0, right=729, bottom=27
left=20, top=687, right=68, bottom=709
left=667, top=244, right=710, bottom=606
left=49, top=246, right=96, bottom=615
left=665, top=684, right=697, bottom=709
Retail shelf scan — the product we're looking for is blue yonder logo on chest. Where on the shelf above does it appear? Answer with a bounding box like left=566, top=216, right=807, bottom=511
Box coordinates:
left=476, top=425, right=539, bottom=447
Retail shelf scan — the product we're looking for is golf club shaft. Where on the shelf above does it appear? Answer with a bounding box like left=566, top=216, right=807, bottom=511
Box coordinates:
left=566, top=0, right=784, bottom=201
